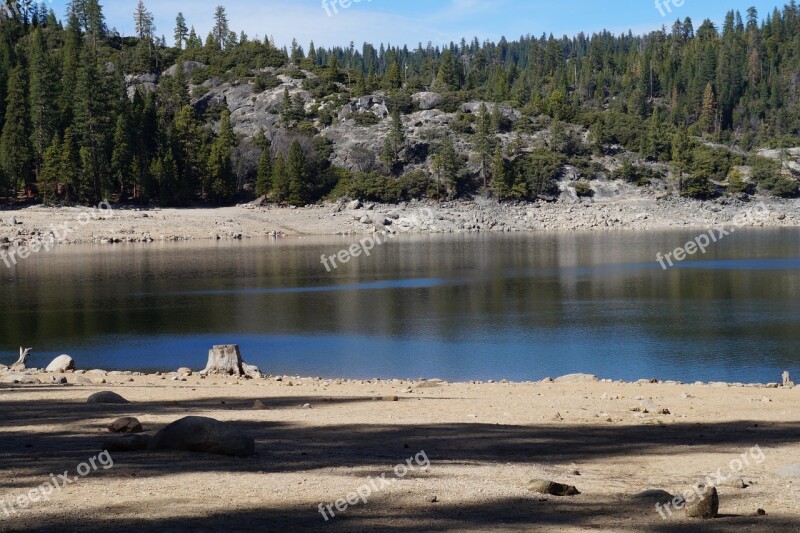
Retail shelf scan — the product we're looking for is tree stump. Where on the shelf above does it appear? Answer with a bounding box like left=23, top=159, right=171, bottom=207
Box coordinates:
left=11, top=347, right=32, bottom=371
left=200, top=345, right=261, bottom=378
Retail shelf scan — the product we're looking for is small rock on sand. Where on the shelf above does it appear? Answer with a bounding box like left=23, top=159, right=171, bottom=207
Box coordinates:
left=640, top=399, right=658, bottom=410
left=1, top=374, right=41, bottom=384
left=684, top=484, right=719, bottom=519
left=252, top=400, right=269, bottom=410
left=632, top=489, right=675, bottom=505
left=87, top=391, right=130, bottom=404
left=777, top=464, right=800, bottom=478
left=527, top=479, right=580, bottom=496
left=719, top=478, right=747, bottom=489
left=108, top=417, right=143, bottom=434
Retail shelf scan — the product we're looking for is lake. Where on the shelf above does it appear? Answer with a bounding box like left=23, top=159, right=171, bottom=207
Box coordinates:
left=1, top=229, right=799, bottom=383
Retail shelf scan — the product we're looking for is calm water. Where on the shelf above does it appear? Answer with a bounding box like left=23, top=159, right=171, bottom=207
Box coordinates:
left=1, top=230, right=799, bottom=383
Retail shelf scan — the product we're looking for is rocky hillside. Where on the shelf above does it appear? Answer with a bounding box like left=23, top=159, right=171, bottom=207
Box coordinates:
left=118, top=60, right=800, bottom=207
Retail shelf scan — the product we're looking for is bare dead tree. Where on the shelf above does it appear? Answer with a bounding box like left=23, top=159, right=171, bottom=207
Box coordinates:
left=11, top=347, right=32, bottom=371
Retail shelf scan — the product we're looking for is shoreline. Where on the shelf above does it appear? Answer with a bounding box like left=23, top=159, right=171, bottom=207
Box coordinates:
left=2, top=364, right=796, bottom=391
left=1, top=196, right=799, bottom=249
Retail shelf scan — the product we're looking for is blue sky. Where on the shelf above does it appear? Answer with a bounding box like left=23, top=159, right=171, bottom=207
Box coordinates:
left=47, top=0, right=784, bottom=48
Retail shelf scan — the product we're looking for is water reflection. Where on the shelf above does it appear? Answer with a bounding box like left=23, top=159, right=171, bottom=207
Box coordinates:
left=0, top=230, right=798, bottom=382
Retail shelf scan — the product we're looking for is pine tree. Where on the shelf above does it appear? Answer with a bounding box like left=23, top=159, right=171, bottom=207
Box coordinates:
left=491, top=103, right=505, bottom=132
left=111, top=114, right=133, bottom=197
left=153, top=149, right=179, bottom=205
left=84, top=0, right=105, bottom=42
left=187, top=26, right=200, bottom=49
left=642, top=107, right=670, bottom=161
left=166, top=59, right=190, bottom=116
left=174, top=12, right=188, bottom=49
left=40, top=134, right=61, bottom=204
left=59, top=127, right=80, bottom=204
left=474, top=103, right=494, bottom=188
left=385, top=61, right=402, bottom=90
left=60, top=12, right=82, bottom=127
left=290, top=38, right=304, bottom=63
left=28, top=28, right=58, bottom=182
left=381, top=137, right=395, bottom=171
left=280, top=88, right=294, bottom=126
left=206, top=109, right=236, bottom=203
left=491, top=145, right=509, bottom=198
left=325, top=55, right=340, bottom=82
left=74, top=39, right=113, bottom=203
left=436, top=50, right=460, bottom=90
left=213, top=5, right=229, bottom=50
left=272, top=152, right=288, bottom=202
left=699, top=82, right=717, bottom=136
left=133, top=1, right=154, bottom=41
left=286, top=140, right=305, bottom=206
left=172, top=104, right=204, bottom=202
left=254, top=130, right=272, bottom=197
left=353, top=71, right=367, bottom=97
left=490, top=67, right=509, bottom=102
left=291, top=94, right=306, bottom=123
left=436, top=134, right=460, bottom=195
left=307, top=41, right=317, bottom=65
left=381, top=107, right=405, bottom=173
left=0, top=65, right=32, bottom=197
left=671, top=125, right=691, bottom=194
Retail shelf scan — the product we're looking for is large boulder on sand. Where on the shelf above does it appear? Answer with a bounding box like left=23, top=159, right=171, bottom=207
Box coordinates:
left=46, top=355, right=75, bottom=373
left=87, top=391, right=130, bottom=404
left=102, top=434, right=150, bottom=452
left=148, top=416, right=256, bottom=457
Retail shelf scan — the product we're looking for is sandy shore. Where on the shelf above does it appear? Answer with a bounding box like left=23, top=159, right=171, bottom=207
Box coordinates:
left=0, top=196, right=799, bottom=248
left=1, top=369, right=798, bottom=532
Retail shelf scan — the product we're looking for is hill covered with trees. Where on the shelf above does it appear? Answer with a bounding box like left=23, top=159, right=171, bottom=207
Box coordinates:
left=0, top=1, right=799, bottom=207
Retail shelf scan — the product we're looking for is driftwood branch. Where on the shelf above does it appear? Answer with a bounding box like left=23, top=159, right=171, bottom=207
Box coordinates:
left=11, top=347, right=32, bottom=371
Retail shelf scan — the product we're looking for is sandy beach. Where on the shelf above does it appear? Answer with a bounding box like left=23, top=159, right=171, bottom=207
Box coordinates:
left=1, top=368, right=798, bottom=532
left=0, top=196, right=799, bottom=249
